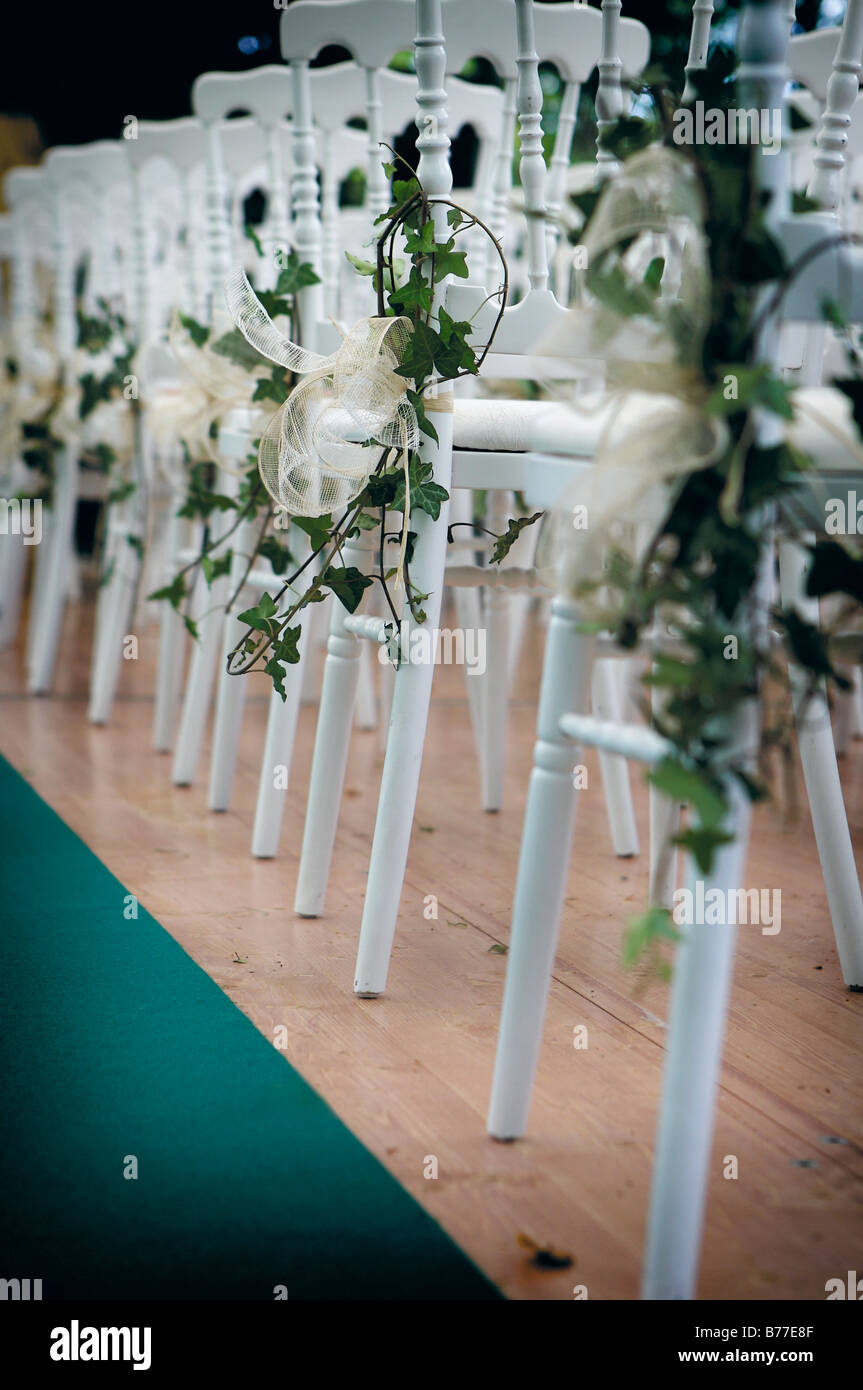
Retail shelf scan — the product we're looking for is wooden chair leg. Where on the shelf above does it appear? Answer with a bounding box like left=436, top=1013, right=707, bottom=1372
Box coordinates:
left=28, top=447, right=78, bottom=695
left=352, top=417, right=454, bottom=997
left=593, top=658, right=639, bottom=858
left=152, top=508, right=187, bottom=753
left=779, top=538, right=863, bottom=989
left=642, top=723, right=756, bottom=1299
left=207, top=516, right=259, bottom=812
left=293, top=531, right=376, bottom=917
left=487, top=595, right=594, bottom=1139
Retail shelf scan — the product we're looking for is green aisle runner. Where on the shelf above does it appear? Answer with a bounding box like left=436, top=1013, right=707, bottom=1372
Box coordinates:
left=0, top=756, right=500, bottom=1300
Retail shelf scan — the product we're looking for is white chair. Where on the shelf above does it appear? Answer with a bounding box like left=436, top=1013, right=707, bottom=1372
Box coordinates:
left=286, top=0, right=650, bottom=991
left=488, top=0, right=863, bottom=1304
left=0, top=168, right=52, bottom=653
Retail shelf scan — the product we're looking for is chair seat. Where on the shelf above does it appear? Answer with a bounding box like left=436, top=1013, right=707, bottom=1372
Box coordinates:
left=453, top=391, right=682, bottom=457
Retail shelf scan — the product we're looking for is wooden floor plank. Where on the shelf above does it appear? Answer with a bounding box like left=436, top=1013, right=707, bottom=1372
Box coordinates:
left=1, top=593, right=861, bottom=1299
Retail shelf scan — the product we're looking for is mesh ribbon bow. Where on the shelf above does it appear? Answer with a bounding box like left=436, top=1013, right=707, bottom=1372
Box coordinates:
left=535, top=146, right=729, bottom=610
left=225, top=267, right=419, bottom=571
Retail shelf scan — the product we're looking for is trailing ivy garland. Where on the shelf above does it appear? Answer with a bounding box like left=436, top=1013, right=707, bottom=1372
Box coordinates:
left=151, top=162, right=538, bottom=702
left=568, top=50, right=863, bottom=974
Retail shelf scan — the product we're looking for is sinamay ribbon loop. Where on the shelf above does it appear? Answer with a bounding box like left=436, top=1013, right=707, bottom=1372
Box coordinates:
left=225, top=266, right=420, bottom=522
left=535, top=147, right=729, bottom=611
left=135, top=310, right=273, bottom=482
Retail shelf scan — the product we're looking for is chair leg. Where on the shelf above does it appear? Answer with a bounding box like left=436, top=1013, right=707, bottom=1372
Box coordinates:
left=593, top=658, right=639, bottom=858
left=834, top=668, right=854, bottom=757
left=207, top=516, right=260, bottom=811
left=251, top=532, right=314, bottom=858
left=28, top=446, right=78, bottom=695
left=641, top=732, right=755, bottom=1299
left=88, top=517, right=140, bottom=726
left=251, top=673, right=305, bottom=858
left=293, top=531, right=377, bottom=916
left=486, top=595, right=594, bottom=1137
left=480, top=489, right=510, bottom=812
left=352, top=417, right=454, bottom=996
left=779, top=538, right=863, bottom=989
left=648, top=680, right=680, bottom=909
left=354, top=639, right=378, bottom=730
left=0, top=530, right=27, bottom=651
left=171, top=567, right=228, bottom=787
left=152, top=507, right=188, bottom=753
left=377, top=648, right=396, bottom=752
left=449, top=487, right=483, bottom=754
left=300, top=587, right=329, bottom=705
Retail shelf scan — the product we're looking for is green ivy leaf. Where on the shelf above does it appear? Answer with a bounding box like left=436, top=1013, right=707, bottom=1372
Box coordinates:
left=257, top=535, right=295, bottom=576
left=200, top=550, right=233, bottom=587
left=643, top=256, right=665, bottom=291
left=780, top=609, right=849, bottom=686
left=388, top=266, right=434, bottom=318
left=210, top=328, right=265, bottom=372
left=394, top=319, right=439, bottom=384
left=674, top=825, right=735, bottom=875
left=649, top=757, right=727, bottom=831
left=489, top=512, right=543, bottom=564
left=237, top=591, right=282, bottom=640
left=275, top=249, right=322, bottom=296
left=431, top=244, right=469, bottom=281
left=264, top=623, right=303, bottom=700
left=321, top=564, right=373, bottom=613
left=244, top=224, right=264, bottom=258
left=345, top=250, right=377, bottom=278
left=391, top=455, right=449, bottom=521
left=835, top=378, right=863, bottom=438
left=405, top=388, right=438, bottom=443
left=149, top=574, right=187, bottom=611
left=404, top=219, right=438, bottom=256
left=621, top=906, right=679, bottom=971
left=806, top=539, right=863, bottom=604
left=179, top=313, right=210, bottom=348
left=293, top=513, right=333, bottom=552
left=434, top=306, right=477, bottom=376
left=252, top=373, right=290, bottom=405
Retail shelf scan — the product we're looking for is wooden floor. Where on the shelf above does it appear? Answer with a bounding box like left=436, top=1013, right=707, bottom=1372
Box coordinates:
left=2, top=589, right=862, bottom=1301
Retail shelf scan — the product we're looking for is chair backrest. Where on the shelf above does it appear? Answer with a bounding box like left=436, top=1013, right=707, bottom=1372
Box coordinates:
left=127, top=117, right=209, bottom=335
left=442, top=0, right=646, bottom=365
left=4, top=167, right=50, bottom=357
left=804, top=2, right=863, bottom=213
left=44, top=146, right=101, bottom=356
left=280, top=0, right=419, bottom=349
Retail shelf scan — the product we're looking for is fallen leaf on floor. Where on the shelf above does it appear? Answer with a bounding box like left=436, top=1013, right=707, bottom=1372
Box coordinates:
left=517, top=1231, right=574, bottom=1270
left=791, top=1158, right=818, bottom=1168
left=231, top=952, right=248, bottom=964
left=447, top=919, right=468, bottom=928
left=488, top=943, right=508, bottom=955
left=419, top=825, right=435, bottom=832
left=819, top=1135, right=849, bottom=1145
left=345, top=787, right=361, bottom=798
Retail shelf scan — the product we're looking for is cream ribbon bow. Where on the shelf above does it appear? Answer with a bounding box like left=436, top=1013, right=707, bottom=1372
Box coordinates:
left=534, top=146, right=731, bottom=611
left=225, top=265, right=420, bottom=584
left=135, top=311, right=272, bottom=478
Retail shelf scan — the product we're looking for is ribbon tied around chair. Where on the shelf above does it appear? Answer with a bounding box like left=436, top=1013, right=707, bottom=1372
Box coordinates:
left=225, top=265, right=420, bottom=584
left=535, top=146, right=730, bottom=613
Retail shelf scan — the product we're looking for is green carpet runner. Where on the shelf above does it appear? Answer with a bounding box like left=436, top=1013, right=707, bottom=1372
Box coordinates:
left=0, top=756, right=500, bottom=1300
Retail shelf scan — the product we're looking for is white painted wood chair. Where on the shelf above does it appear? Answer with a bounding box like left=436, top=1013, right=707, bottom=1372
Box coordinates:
left=0, top=168, right=52, bottom=653
left=487, top=0, right=863, bottom=1301
left=26, top=145, right=98, bottom=695
left=288, top=0, right=651, bottom=981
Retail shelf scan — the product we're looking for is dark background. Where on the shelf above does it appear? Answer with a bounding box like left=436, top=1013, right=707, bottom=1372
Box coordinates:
left=0, top=0, right=826, bottom=153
